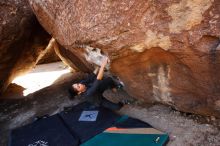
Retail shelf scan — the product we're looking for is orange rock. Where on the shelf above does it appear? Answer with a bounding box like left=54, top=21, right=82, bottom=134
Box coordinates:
left=29, top=0, right=220, bottom=117
left=0, top=0, right=50, bottom=94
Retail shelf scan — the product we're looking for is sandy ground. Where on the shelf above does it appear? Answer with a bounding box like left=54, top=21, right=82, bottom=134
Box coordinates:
left=0, top=62, right=220, bottom=146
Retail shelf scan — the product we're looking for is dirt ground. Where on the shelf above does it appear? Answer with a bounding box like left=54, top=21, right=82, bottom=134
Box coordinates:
left=0, top=62, right=220, bottom=146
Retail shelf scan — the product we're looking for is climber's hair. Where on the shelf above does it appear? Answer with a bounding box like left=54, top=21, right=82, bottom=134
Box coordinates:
left=68, top=86, right=78, bottom=98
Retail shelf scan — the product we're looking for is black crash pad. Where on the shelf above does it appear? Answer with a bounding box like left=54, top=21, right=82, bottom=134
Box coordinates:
left=59, top=102, right=121, bottom=143
left=9, top=114, right=79, bottom=146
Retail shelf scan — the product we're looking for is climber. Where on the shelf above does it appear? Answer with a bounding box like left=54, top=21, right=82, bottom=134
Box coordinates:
left=69, top=57, right=124, bottom=110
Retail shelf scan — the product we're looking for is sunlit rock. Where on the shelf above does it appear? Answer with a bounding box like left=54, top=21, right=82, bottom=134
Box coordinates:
left=0, top=0, right=50, bottom=94
left=30, top=0, right=220, bottom=117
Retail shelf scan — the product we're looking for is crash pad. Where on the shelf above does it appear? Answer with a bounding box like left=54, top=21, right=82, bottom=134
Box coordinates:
left=59, top=102, right=121, bottom=143
left=81, top=115, right=169, bottom=146
left=9, top=114, right=79, bottom=146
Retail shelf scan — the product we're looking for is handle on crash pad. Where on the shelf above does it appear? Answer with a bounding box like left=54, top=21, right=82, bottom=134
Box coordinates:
left=34, top=114, right=49, bottom=121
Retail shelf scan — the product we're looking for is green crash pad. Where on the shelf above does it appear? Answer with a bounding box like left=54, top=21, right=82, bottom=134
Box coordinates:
left=81, top=133, right=168, bottom=146
left=81, top=116, right=169, bottom=146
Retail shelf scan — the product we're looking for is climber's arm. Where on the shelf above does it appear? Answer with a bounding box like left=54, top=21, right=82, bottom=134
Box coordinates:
left=97, top=57, right=109, bottom=80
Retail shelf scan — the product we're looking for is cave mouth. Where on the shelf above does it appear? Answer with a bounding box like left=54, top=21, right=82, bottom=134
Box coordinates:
left=11, top=61, right=70, bottom=97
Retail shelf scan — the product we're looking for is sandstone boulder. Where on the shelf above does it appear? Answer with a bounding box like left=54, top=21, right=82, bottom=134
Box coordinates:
left=30, top=0, right=220, bottom=117
left=37, top=39, right=60, bottom=64
left=0, top=0, right=50, bottom=94
left=37, top=46, right=60, bottom=64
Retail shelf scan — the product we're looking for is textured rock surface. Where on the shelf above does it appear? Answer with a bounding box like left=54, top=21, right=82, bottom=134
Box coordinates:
left=37, top=45, right=60, bottom=64
left=30, top=0, right=220, bottom=117
left=0, top=0, right=50, bottom=94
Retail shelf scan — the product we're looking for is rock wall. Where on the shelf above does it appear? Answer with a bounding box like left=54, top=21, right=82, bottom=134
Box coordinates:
left=37, top=46, right=60, bottom=64
left=29, top=0, right=220, bottom=117
left=0, top=0, right=51, bottom=94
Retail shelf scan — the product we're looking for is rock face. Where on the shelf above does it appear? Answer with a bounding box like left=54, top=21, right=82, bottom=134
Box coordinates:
left=37, top=46, right=60, bottom=64
left=0, top=0, right=50, bottom=94
left=29, top=0, right=220, bottom=117
left=37, top=39, right=60, bottom=64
